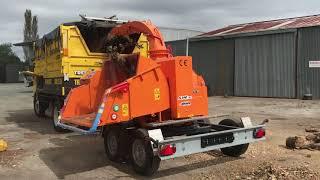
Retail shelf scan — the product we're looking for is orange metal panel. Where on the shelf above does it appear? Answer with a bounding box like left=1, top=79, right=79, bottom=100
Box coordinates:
left=172, top=57, right=194, bottom=118
left=62, top=113, right=96, bottom=127
left=100, top=90, right=130, bottom=125
left=62, top=85, right=92, bottom=118
left=60, top=20, right=209, bottom=129
left=101, top=56, right=170, bottom=124
left=159, top=56, right=202, bottom=118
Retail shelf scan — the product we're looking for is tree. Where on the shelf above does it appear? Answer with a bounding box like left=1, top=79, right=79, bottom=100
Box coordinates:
left=0, top=43, right=21, bottom=65
left=31, top=16, right=39, bottom=40
left=23, top=9, right=38, bottom=66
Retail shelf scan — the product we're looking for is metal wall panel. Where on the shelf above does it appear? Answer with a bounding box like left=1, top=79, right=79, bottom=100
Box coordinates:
left=235, top=33, right=296, bottom=98
left=189, top=39, right=235, bottom=96
left=166, top=40, right=187, bottom=56
left=5, top=64, right=23, bottom=83
left=297, top=27, right=320, bottom=99
left=0, top=64, right=5, bottom=83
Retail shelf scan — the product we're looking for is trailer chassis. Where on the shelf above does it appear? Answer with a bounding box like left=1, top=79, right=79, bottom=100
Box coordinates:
left=146, top=116, right=266, bottom=160
left=57, top=114, right=266, bottom=176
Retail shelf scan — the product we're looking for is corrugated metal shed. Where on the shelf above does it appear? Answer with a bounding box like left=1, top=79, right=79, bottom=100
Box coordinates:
left=168, top=14, right=320, bottom=99
left=189, top=39, right=235, bottom=96
left=297, top=26, right=320, bottom=99
left=199, top=14, right=320, bottom=37
left=234, top=33, right=296, bottom=98
left=166, top=39, right=187, bottom=56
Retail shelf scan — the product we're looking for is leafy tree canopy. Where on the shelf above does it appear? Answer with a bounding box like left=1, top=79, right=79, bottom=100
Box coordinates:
left=24, top=9, right=38, bottom=66
left=0, top=43, right=22, bottom=65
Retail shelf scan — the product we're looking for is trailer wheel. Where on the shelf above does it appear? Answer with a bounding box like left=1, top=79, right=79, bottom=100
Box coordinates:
left=104, top=127, right=122, bottom=162
left=219, top=118, right=249, bottom=157
left=33, top=93, right=46, bottom=117
left=130, top=129, right=160, bottom=176
left=52, top=102, right=70, bottom=132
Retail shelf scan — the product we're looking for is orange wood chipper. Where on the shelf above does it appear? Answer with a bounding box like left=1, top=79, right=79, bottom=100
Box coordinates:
left=56, top=19, right=266, bottom=176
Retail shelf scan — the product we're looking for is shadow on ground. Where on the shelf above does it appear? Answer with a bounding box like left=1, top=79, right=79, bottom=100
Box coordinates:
left=39, top=135, right=241, bottom=179
left=18, top=90, right=33, bottom=93
left=5, top=109, right=57, bottom=134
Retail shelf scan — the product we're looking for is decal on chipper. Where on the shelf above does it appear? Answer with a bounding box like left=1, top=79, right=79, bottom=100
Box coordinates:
left=154, top=88, right=160, bottom=101
left=180, top=101, right=191, bottom=106
left=122, top=104, right=129, bottom=116
left=178, top=95, right=192, bottom=100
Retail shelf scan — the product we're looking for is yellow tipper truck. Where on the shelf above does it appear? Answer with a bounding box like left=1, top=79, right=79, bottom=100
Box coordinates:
left=16, top=16, right=132, bottom=131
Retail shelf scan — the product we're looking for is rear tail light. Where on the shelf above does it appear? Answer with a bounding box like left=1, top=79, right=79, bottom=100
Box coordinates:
left=160, top=144, right=176, bottom=156
left=253, top=128, right=266, bottom=139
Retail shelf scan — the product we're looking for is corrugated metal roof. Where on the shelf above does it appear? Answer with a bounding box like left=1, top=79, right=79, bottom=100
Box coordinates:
left=200, top=14, right=320, bottom=37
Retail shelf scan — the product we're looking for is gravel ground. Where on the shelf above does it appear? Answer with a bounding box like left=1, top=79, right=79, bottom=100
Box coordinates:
left=0, top=83, right=320, bottom=180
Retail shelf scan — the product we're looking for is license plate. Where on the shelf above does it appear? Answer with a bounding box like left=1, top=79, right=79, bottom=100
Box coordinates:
left=201, top=133, right=234, bottom=148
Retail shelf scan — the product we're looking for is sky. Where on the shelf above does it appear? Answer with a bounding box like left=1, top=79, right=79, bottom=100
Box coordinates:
left=2, top=0, right=320, bottom=61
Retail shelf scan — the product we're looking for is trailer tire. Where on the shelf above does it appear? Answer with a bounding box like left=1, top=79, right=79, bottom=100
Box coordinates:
left=52, top=101, right=70, bottom=133
left=33, top=93, right=46, bottom=117
left=104, top=126, right=122, bottom=162
left=219, top=118, right=249, bottom=157
left=130, top=129, right=160, bottom=176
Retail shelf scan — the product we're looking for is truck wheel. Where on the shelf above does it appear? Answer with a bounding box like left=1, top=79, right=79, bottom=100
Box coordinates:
left=104, top=127, right=122, bottom=162
left=219, top=118, right=249, bottom=157
left=130, top=129, right=160, bottom=176
left=33, top=93, right=46, bottom=117
left=52, top=102, right=70, bottom=133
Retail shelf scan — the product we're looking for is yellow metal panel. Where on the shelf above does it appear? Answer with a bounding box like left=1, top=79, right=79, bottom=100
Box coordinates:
left=33, top=24, right=108, bottom=80
left=32, top=25, right=151, bottom=88
left=54, top=78, right=62, bottom=85
left=74, top=79, right=80, bottom=85
left=44, top=79, right=52, bottom=85
left=133, top=34, right=149, bottom=58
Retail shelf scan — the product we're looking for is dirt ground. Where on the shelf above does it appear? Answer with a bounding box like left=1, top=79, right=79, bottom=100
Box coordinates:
left=0, top=83, right=320, bottom=180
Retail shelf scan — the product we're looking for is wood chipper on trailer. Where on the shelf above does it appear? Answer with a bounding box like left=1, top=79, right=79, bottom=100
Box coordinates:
left=55, top=19, right=267, bottom=176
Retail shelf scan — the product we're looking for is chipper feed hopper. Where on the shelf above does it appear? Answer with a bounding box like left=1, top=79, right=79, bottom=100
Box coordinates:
left=57, top=20, right=266, bottom=176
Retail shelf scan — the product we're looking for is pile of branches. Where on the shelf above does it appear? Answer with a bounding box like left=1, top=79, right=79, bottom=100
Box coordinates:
left=286, top=127, right=320, bottom=150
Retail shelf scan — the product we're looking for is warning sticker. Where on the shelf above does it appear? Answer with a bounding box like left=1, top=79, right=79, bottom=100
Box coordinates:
left=154, top=88, right=160, bottom=101
left=309, top=61, right=320, bottom=68
left=122, top=104, right=129, bottom=116
left=180, top=101, right=191, bottom=106
left=178, top=95, right=192, bottom=100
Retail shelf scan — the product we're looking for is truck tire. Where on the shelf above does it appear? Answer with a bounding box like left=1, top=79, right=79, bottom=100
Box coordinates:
left=33, top=93, right=46, bottom=117
left=52, top=101, right=70, bottom=133
left=219, top=118, right=249, bottom=157
left=104, top=126, right=122, bottom=162
left=130, top=129, right=160, bottom=176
